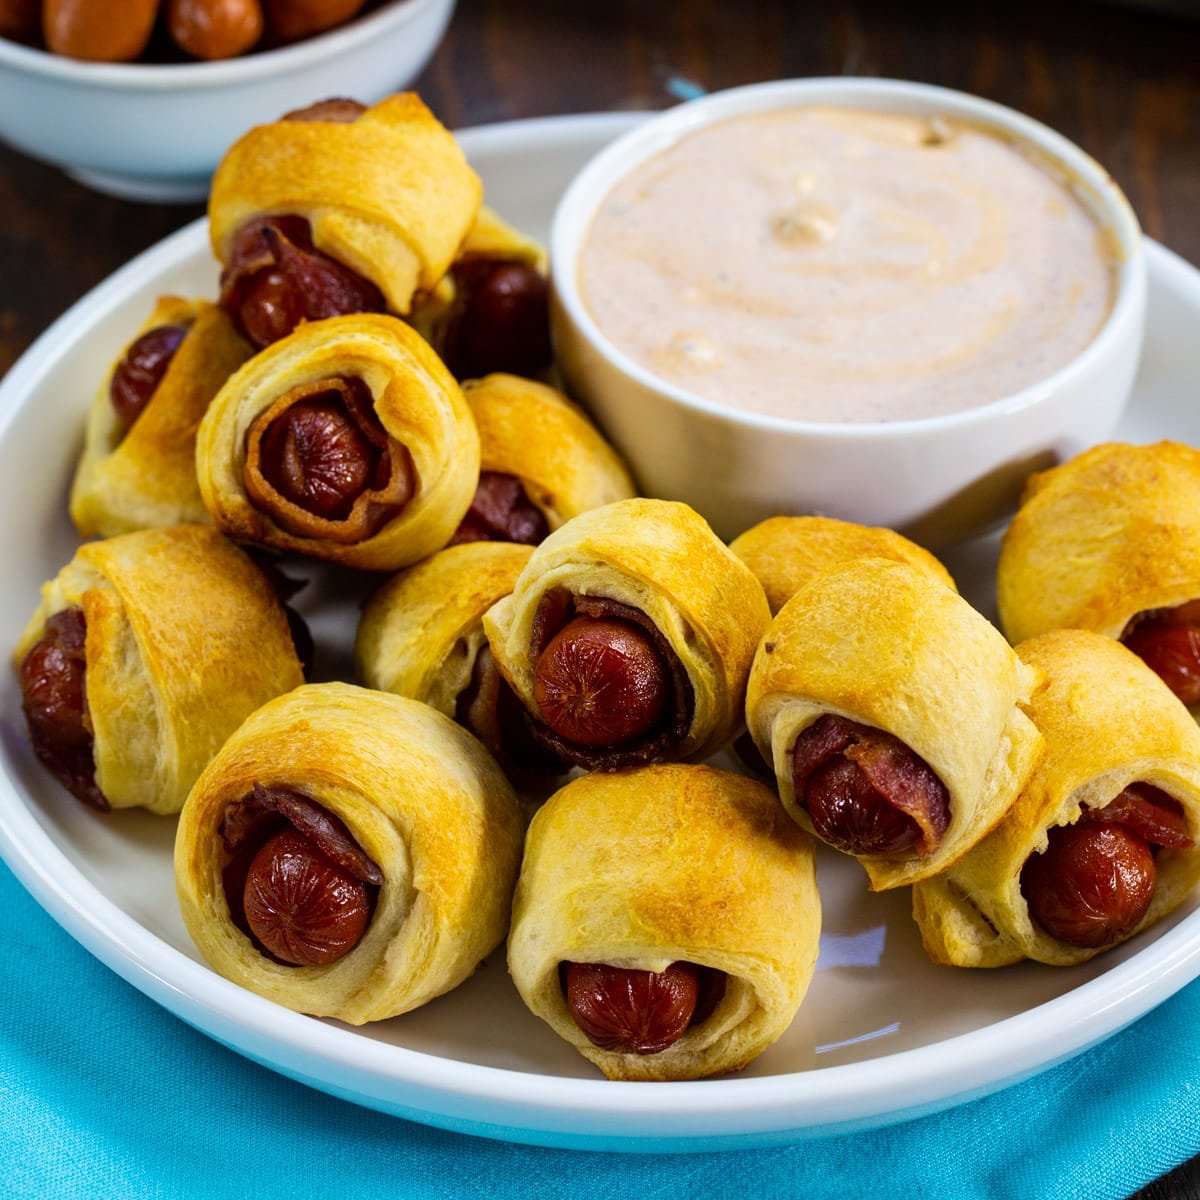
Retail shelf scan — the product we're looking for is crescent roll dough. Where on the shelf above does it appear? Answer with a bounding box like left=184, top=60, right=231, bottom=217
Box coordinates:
left=70, top=297, right=252, bottom=538
left=482, top=498, right=771, bottom=767
left=462, top=374, right=636, bottom=531
left=746, top=558, right=1042, bottom=889
left=196, top=312, right=479, bottom=570
left=913, top=630, right=1200, bottom=966
left=209, top=92, right=482, bottom=316
left=14, top=526, right=303, bottom=814
left=729, top=515, right=955, bottom=616
left=458, top=205, right=547, bottom=271
left=175, top=682, right=524, bottom=1024
left=508, top=764, right=820, bottom=1080
left=356, top=541, right=532, bottom=717
left=998, top=441, right=1200, bottom=645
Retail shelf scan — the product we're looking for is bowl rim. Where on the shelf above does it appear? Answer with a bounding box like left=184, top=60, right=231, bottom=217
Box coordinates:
left=0, top=0, right=444, bottom=88
left=550, top=76, right=1147, bottom=440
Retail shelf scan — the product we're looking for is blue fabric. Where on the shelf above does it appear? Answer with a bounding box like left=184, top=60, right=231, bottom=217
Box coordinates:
left=1, top=856, right=1195, bottom=1200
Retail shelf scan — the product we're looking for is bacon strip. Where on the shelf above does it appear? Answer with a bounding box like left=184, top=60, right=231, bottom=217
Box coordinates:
left=219, top=216, right=385, bottom=349
left=243, top=375, right=416, bottom=544
left=449, top=471, right=550, bottom=546
left=221, top=783, right=383, bottom=885
left=792, top=714, right=950, bottom=857
left=1082, top=783, right=1194, bottom=849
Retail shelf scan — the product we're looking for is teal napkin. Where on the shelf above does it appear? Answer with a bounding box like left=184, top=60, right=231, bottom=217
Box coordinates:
left=1, top=856, right=1195, bottom=1200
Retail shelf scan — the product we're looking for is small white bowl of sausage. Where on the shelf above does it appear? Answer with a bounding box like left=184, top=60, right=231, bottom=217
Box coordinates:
left=0, top=0, right=455, bottom=201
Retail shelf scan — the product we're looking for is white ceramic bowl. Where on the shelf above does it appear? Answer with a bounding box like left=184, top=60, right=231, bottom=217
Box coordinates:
left=551, top=78, right=1147, bottom=547
left=0, top=0, right=455, bottom=202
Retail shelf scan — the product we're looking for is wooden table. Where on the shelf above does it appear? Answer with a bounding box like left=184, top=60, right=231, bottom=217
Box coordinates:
left=1, top=0, right=1199, bottom=1194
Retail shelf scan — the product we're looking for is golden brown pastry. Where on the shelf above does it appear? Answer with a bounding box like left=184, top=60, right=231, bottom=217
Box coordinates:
left=14, top=526, right=303, bottom=814
left=729, top=514, right=956, bottom=616
left=209, top=92, right=482, bottom=349
left=175, top=682, right=524, bottom=1024
left=355, top=542, right=561, bottom=774
left=913, top=630, right=1200, bottom=966
left=195, top=312, right=479, bottom=570
left=482, top=498, right=771, bottom=770
left=726, top=517, right=958, bottom=777
left=458, top=205, right=547, bottom=271
left=998, top=441, right=1200, bottom=710
left=449, top=374, right=637, bottom=546
left=746, top=558, right=1042, bottom=890
left=508, top=763, right=819, bottom=1080
left=409, top=205, right=553, bottom=381
left=69, top=296, right=253, bottom=538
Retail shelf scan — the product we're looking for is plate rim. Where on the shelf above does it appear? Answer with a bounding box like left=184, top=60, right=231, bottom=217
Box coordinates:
left=2, top=110, right=1200, bottom=1150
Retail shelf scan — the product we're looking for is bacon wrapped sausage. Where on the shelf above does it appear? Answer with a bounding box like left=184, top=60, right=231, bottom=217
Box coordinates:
left=481, top=498, right=771, bottom=771
left=913, top=630, right=1200, bottom=966
left=508, top=764, right=819, bottom=1080
left=746, top=558, right=1042, bottom=889
left=409, top=205, right=553, bottom=382
left=175, top=683, right=524, bottom=1023
left=998, top=441, right=1200, bottom=710
left=14, top=526, right=303, bottom=814
left=70, top=296, right=252, bottom=538
left=449, top=374, right=636, bottom=547
left=195, top=313, right=479, bottom=570
left=209, top=93, right=481, bottom=349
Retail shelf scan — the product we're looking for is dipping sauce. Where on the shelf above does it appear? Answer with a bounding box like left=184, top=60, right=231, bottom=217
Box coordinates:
left=579, top=107, right=1117, bottom=423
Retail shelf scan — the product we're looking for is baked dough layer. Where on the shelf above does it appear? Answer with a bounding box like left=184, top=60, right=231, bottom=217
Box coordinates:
left=70, top=297, right=252, bottom=538
left=913, top=629, right=1200, bottom=966
left=175, top=682, right=524, bottom=1023
left=356, top=541, right=533, bottom=717
left=508, top=763, right=819, bottom=1080
left=195, top=312, right=479, bottom=569
left=463, top=374, right=636, bottom=530
left=14, top=526, right=303, bottom=814
left=208, top=93, right=481, bottom=316
left=998, top=441, right=1200, bottom=645
left=482, top=498, right=771, bottom=762
left=746, top=557, right=1042, bottom=889
left=729, top=514, right=955, bottom=616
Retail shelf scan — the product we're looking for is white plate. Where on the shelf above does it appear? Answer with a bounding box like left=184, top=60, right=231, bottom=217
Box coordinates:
left=2, top=112, right=1200, bottom=1153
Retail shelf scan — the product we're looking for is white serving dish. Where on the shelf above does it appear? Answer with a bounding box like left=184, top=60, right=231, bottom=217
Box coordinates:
left=0, top=112, right=1198, bottom=1152
left=0, top=0, right=455, bottom=202
left=551, top=80, right=1147, bottom=546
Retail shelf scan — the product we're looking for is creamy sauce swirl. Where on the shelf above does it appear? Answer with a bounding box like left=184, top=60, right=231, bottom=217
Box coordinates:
left=579, top=108, right=1116, bottom=423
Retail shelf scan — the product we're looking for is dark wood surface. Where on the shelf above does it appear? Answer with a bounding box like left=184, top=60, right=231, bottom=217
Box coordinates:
left=2, top=0, right=1199, bottom=1194
left=4, top=0, right=1200, bottom=379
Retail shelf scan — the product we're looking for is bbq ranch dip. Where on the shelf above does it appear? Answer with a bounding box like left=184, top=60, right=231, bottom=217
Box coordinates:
left=578, top=107, right=1118, bottom=424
